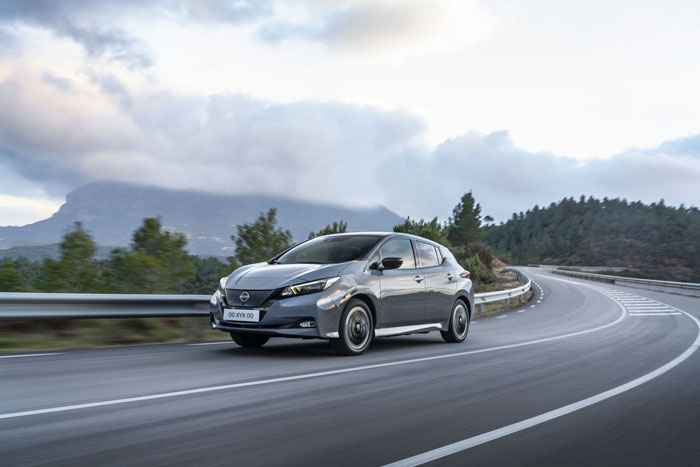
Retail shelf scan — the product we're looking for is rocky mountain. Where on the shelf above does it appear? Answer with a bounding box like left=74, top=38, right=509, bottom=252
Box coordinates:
left=0, top=182, right=404, bottom=257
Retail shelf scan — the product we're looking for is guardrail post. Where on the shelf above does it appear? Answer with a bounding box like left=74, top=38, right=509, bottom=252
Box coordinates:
left=519, top=293, right=524, bottom=304
left=477, top=303, right=484, bottom=316
left=504, top=297, right=510, bottom=310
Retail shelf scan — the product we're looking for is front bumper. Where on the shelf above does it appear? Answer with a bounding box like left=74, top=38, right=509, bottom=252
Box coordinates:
left=209, top=289, right=342, bottom=339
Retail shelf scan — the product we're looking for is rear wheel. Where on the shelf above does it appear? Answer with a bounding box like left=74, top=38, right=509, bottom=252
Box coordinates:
left=230, top=333, right=269, bottom=348
left=441, top=300, right=469, bottom=343
left=330, top=299, right=374, bottom=356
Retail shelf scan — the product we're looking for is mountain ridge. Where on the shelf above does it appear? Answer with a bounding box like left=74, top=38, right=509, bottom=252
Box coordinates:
left=0, top=182, right=404, bottom=256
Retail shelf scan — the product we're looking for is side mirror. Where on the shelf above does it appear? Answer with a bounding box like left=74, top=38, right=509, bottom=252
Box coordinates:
left=379, top=257, right=403, bottom=270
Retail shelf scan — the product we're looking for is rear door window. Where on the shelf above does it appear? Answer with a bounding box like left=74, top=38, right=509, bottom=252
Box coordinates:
left=416, top=241, right=440, bottom=268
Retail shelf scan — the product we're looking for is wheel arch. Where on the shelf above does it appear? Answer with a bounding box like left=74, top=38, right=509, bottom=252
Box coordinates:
left=348, top=293, right=378, bottom=326
left=454, top=291, right=473, bottom=320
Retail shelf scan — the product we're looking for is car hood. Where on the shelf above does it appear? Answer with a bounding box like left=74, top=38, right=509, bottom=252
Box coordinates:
left=225, top=262, right=354, bottom=289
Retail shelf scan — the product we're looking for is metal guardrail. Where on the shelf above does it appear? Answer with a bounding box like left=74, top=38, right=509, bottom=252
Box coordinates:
left=0, top=271, right=532, bottom=320
left=552, top=269, right=700, bottom=298
left=473, top=268, right=531, bottom=315
left=0, top=293, right=210, bottom=319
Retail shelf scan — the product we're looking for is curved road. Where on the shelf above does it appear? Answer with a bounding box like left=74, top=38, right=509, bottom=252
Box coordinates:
left=2, top=268, right=699, bottom=466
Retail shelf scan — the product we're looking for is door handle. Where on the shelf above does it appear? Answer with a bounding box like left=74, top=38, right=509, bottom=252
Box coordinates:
left=414, top=275, right=424, bottom=283
left=446, top=273, right=454, bottom=280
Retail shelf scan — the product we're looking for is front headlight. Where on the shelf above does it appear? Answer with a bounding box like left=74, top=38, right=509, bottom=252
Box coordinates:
left=280, top=277, right=340, bottom=297
left=218, top=277, right=228, bottom=297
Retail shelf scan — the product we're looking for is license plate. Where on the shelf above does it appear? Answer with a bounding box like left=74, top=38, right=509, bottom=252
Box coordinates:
left=223, top=308, right=260, bottom=323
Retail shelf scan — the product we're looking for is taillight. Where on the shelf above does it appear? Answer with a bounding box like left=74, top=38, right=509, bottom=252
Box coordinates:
left=460, top=271, right=471, bottom=278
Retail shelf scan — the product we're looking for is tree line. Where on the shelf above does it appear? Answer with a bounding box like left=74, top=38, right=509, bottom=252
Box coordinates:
left=486, top=196, right=700, bottom=281
left=0, top=191, right=497, bottom=294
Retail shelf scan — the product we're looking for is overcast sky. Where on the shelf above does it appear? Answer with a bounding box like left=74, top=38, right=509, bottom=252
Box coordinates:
left=1, top=0, right=700, bottom=226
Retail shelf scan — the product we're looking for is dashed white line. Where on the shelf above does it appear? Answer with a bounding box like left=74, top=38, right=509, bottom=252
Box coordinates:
left=530, top=305, right=536, bottom=308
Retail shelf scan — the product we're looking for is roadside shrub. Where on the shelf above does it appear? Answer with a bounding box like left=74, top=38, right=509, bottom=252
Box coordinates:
left=466, top=242, right=494, bottom=270
left=460, top=254, right=496, bottom=284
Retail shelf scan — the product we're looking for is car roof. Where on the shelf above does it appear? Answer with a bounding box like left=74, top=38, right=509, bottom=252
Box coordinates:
left=320, top=231, right=445, bottom=247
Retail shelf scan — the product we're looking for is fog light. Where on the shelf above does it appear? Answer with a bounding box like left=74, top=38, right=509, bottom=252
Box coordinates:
left=299, top=321, right=315, bottom=328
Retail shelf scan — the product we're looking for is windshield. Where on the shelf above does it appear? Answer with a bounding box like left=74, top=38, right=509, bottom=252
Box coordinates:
left=275, top=235, right=383, bottom=264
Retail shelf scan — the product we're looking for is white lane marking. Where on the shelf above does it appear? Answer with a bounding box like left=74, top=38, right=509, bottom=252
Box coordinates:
left=530, top=305, right=536, bottom=308
left=629, top=313, right=682, bottom=316
left=0, top=300, right=628, bottom=421
left=626, top=308, right=674, bottom=312
left=188, top=341, right=232, bottom=346
left=496, top=316, right=507, bottom=319
left=517, top=310, right=525, bottom=313
left=0, top=353, right=63, bottom=359
left=384, top=301, right=699, bottom=467
left=627, top=308, right=675, bottom=312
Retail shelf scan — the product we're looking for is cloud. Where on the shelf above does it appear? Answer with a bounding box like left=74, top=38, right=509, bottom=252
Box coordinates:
left=2, top=65, right=699, bottom=226
left=382, top=131, right=700, bottom=221
left=645, top=133, right=700, bottom=158
left=0, top=0, right=275, bottom=68
left=257, top=0, right=495, bottom=55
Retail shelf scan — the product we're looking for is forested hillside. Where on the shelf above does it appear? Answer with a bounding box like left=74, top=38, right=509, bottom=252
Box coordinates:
left=486, top=197, right=700, bottom=281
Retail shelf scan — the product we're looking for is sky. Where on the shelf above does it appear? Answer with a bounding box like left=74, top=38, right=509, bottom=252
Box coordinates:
left=1, top=0, right=700, bottom=226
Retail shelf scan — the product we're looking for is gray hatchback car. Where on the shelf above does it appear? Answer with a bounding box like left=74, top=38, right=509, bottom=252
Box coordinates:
left=209, top=232, right=474, bottom=355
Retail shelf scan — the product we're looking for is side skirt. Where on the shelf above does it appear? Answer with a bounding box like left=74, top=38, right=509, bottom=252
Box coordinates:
left=325, top=323, right=445, bottom=339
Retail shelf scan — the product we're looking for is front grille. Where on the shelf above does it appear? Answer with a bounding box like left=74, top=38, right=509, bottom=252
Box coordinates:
left=224, top=289, right=275, bottom=307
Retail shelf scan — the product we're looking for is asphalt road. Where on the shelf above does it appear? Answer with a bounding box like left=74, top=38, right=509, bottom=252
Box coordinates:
left=1, top=267, right=699, bottom=466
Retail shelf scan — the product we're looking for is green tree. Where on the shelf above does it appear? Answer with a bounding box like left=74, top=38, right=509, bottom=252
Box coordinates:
left=393, top=217, right=448, bottom=244
left=105, top=218, right=194, bottom=293
left=41, top=222, right=99, bottom=292
left=183, top=256, right=232, bottom=294
left=447, top=192, right=486, bottom=251
left=308, top=220, right=347, bottom=239
left=230, top=208, right=294, bottom=265
left=0, top=260, right=22, bottom=292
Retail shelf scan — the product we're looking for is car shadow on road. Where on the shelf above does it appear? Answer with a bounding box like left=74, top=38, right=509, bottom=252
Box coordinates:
left=212, top=335, right=447, bottom=359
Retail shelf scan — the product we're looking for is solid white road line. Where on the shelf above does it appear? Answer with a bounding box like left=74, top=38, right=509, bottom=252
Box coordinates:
left=384, top=300, right=699, bottom=467
left=0, top=299, right=628, bottom=421
left=0, top=353, right=63, bottom=359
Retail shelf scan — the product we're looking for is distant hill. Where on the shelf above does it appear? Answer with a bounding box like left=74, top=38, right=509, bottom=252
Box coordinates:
left=486, top=196, right=700, bottom=282
left=0, top=182, right=404, bottom=257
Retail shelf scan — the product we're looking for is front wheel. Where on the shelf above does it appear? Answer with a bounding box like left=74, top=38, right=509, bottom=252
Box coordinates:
left=441, top=300, right=470, bottom=343
left=230, top=333, right=269, bottom=348
left=330, top=299, right=374, bottom=356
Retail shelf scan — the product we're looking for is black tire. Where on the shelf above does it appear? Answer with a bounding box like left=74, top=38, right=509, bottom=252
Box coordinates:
left=330, top=299, right=374, bottom=356
left=441, top=299, right=470, bottom=343
left=230, top=332, right=269, bottom=348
